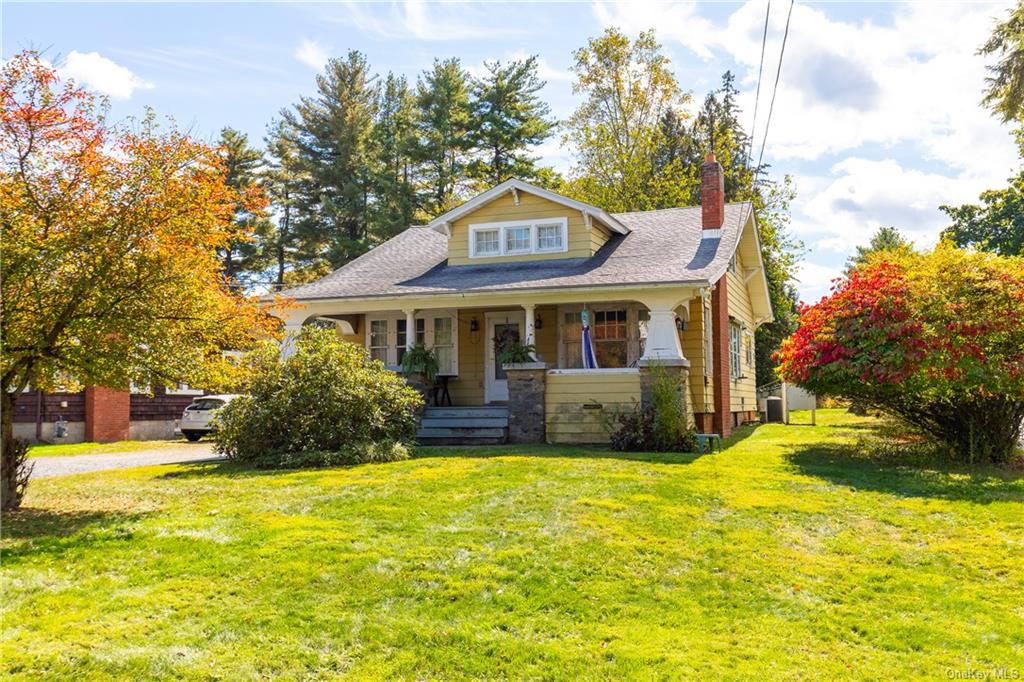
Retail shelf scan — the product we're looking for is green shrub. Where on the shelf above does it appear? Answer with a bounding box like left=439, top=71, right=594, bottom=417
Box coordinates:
left=610, top=366, right=696, bottom=452
left=214, top=328, right=423, bottom=468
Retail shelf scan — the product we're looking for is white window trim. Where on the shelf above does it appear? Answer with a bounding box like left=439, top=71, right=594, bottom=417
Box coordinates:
left=729, top=321, right=743, bottom=380
left=364, top=310, right=460, bottom=375
left=468, top=217, right=569, bottom=259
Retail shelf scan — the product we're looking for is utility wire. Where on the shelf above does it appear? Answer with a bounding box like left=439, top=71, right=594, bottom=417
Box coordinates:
left=746, top=0, right=772, bottom=169
left=754, top=0, right=795, bottom=178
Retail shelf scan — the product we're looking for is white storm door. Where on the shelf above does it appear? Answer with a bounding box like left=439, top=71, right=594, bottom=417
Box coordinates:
left=484, top=311, right=526, bottom=403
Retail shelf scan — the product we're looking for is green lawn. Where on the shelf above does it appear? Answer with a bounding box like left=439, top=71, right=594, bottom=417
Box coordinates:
left=2, top=410, right=1022, bottom=679
left=28, top=440, right=188, bottom=458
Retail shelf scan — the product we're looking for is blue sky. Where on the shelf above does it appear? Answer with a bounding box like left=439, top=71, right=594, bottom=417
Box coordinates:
left=4, top=1, right=1018, bottom=300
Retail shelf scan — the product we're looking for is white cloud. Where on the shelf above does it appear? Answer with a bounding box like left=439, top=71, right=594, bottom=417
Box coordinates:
left=592, top=0, right=722, bottom=60
left=794, top=261, right=843, bottom=304
left=792, top=157, right=994, bottom=253
left=332, top=0, right=521, bottom=41
left=295, top=39, right=329, bottom=71
left=61, top=51, right=152, bottom=100
left=721, top=1, right=1017, bottom=173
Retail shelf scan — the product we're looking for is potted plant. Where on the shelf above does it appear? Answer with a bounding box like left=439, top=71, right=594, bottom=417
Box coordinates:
left=497, top=341, right=538, bottom=366
left=401, top=343, right=439, bottom=404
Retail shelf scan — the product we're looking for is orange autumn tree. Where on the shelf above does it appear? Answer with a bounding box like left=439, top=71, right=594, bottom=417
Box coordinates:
left=0, top=51, right=280, bottom=509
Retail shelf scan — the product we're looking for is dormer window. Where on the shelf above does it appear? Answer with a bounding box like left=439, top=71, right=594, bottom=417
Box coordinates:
left=473, top=228, right=500, bottom=256
left=469, top=217, right=568, bottom=258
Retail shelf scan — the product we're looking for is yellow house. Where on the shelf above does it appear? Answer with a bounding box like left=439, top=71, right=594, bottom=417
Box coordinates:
left=274, top=155, right=773, bottom=445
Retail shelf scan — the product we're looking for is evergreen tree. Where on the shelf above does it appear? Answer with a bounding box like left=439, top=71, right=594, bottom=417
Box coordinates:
left=687, top=72, right=756, bottom=203
left=412, top=59, right=473, bottom=216
left=217, top=127, right=270, bottom=288
left=263, top=118, right=307, bottom=289
left=845, top=225, right=914, bottom=274
left=283, top=50, right=379, bottom=269
left=369, top=73, right=420, bottom=241
left=981, top=0, right=1024, bottom=123
left=467, top=57, right=556, bottom=187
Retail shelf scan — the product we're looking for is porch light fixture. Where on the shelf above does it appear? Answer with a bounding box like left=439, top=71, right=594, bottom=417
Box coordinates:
left=535, top=314, right=543, bottom=330
left=470, top=318, right=479, bottom=332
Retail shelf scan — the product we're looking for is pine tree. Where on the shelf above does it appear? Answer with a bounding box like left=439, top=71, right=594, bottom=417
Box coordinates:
left=283, top=51, right=379, bottom=269
left=217, top=127, right=271, bottom=288
left=687, top=72, right=756, bottom=203
left=467, top=57, right=555, bottom=187
left=263, top=119, right=307, bottom=289
left=412, top=59, right=472, bottom=216
left=369, top=73, right=420, bottom=241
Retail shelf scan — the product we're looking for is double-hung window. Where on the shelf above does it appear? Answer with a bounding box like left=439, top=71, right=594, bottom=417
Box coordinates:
left=469, top=217, right=568, bottom=258
left=729, top=321, right=742, bottom=379
left=703, top=303, right=714, bottom=377
left=473, top=229, right=500, bottom=257
left=593, top=309, right=628, bottom=368
left=366, top=312, right=457, bottom=373
left=505, top=226, right=531, bottom=253
left=369, top=319, right=389, bottom=363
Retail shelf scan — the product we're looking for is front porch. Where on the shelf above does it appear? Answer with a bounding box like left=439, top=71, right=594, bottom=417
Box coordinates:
left=285, top=287, right=718, bottom=444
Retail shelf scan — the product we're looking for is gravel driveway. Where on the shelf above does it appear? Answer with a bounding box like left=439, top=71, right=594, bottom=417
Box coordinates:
left=30, top=444, right=224, bottom=479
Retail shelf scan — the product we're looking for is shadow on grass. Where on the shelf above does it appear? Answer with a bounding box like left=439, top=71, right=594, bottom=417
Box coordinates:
left=2, top=507, right=149, bottom=540
left=788, top=444, right=1024, bottom=504
left=1, top=508, right=152, bottom=563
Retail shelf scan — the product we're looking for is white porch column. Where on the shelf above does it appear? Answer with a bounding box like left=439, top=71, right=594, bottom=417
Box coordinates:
left=638, top=291, right=692, bottom=364
left=280, top=324, right=303, bottom=359
left=403, top=309, right=417, bottom=350
left=641, top=308, right=686, bottom=361
left=522, top=303, right=536, bottom=346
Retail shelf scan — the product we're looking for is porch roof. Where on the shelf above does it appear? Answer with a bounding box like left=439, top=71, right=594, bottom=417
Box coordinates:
left=276, top=202, right=753, bottom=302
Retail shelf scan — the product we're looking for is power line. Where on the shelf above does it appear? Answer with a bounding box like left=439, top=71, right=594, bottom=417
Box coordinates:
left=754, top=0, right=795, bottom=178
left=746, top=0, right=772, bottom=169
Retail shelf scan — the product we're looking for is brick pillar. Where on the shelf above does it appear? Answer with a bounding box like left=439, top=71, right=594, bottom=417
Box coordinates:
left=84, top=386, right=130, bottom=442
left=505, top=362, right=548, bottom=443
left=711, top=276, right=732, bottom=437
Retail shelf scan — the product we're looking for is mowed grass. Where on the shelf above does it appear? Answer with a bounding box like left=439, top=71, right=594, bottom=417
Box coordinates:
left=2, top=411, right=1022, bottom=679
left=28, top=440, right=188, bottom=458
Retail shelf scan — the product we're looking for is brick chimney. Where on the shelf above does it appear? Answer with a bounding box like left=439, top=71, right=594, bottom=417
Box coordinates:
left=701, top=153, right=725, bottom=231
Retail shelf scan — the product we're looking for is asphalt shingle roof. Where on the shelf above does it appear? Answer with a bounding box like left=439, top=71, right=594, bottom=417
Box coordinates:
left=278, top=202, right=752, bottom=301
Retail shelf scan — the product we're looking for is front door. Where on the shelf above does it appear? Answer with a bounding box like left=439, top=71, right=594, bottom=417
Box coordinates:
left=485, top=311, right=526, bottom=403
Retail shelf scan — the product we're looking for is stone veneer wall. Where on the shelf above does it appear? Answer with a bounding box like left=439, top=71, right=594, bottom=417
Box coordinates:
left=504, top=363, right=548, bottom=443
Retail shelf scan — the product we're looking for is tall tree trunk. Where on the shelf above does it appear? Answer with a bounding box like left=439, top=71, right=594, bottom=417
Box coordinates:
left=1, top=389, right=33, bottom=511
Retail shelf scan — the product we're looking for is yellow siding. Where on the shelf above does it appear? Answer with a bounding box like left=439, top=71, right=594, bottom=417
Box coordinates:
left=679, top=299, right=712, bottom=413
left=447, top=309, right=486, bottom=405
left=448, top=192, right=602, bottom=265
left=545, top=371, right=641, bottom=444
left=589, top=223, right=611, bottom=254
left=727, top=251, right=758, bottom=414
left=534, top=305, right=558, bottom=364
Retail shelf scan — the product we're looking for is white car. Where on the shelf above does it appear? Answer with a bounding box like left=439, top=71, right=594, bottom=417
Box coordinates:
left=180, top=394, right=240, bottom=442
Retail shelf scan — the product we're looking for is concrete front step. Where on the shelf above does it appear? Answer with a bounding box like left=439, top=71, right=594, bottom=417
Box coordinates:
left=423, top=407, right=509, bottom=419
left=420, top=417, right=509, bottom=429
left=416, top=427, right=506, bottom=439
left=417, top=406, right=510, bottom=445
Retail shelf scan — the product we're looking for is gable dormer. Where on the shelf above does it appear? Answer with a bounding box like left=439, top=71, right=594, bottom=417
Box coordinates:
left=427, top=179, right=630, bottom=265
